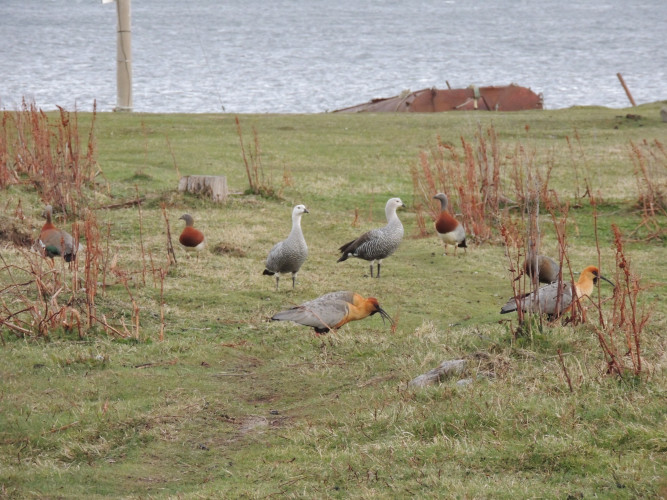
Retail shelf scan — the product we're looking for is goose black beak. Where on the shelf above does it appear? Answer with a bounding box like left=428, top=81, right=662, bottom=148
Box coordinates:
left=599, top=275, right=615, bottom=288
left=372, top=306, right=395, bottom=327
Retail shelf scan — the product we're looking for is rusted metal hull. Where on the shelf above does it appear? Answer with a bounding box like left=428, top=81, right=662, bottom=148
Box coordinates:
left=333, top=84, right=543, bottom=113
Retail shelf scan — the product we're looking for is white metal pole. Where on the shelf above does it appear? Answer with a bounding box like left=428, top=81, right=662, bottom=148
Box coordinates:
left=115, top=0, right=132, bottom=111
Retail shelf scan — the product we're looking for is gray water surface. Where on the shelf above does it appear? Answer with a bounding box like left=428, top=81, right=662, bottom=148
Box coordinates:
left=1, top=0, right=665, bottom=113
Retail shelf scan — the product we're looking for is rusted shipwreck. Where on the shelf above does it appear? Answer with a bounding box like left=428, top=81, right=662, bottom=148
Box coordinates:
left=333, top=84, right=543, bottom=113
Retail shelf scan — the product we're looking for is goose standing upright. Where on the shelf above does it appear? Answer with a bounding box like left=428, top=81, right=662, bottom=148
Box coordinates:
left=271, top=290, right=393, bottom=334
left=178, top=214, right=206, bottom=259
left=337, top=197, right=406, bottom=278
left=263, top=204, right=309, bottom=290
left=433, top=193, right=466, bottom=255
left=500, top=265, right=614, bottom=319
left=37, top=205, right=77, bottom=262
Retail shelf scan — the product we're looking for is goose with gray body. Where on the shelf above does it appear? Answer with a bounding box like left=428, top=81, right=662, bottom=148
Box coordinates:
left=271, top=290, right=393, bottom=334
left=501, top=265, right=614, bottom=319
left=337, top=197, right=406, bottom=278
left=263, top=204, right=309, bottom=290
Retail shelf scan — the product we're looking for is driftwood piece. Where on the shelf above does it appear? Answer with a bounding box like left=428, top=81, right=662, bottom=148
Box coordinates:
left=178, top=175, right=228, bottom=203
left=95, top=197, right=145, bottom=210
left=409, top=359, right=467, bottom=388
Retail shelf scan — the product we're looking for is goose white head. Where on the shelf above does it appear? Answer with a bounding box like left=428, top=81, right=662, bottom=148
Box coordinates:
left=385, top=197, right=406, bottom=219
left=293, top=204, right=309, bottom=217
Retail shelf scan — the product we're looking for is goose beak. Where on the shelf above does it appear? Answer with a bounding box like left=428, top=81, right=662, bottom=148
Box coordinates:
left=599, top=275, right=615, bottom=288
left=372, top=306, right=395, bottom=327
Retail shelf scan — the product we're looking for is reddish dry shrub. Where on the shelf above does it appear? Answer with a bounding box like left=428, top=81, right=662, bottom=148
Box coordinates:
left=411, top=125, right=559, bottom=247
left=602, top=225, right=651, bottom=376
left=0, top=100, right=98, bottom=217
left=411, top=127, right=502, bottom=244
left=628, top=138, right=667, bottom=241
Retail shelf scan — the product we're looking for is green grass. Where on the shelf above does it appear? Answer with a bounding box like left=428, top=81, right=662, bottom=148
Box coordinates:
left=1, top=102, right=666, bottom=498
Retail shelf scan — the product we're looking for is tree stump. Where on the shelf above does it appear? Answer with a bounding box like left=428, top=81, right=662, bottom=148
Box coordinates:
left=178, top=175, right=228, bottom=203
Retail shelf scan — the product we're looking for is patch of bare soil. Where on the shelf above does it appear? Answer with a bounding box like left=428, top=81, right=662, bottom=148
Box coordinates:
left=0, top=215, right=34, bottom=247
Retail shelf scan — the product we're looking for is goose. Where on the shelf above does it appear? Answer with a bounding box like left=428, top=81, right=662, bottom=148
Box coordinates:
left=338, top=197, right=405, bottom=278
left=433, top=193, right=466, bottom=255
left=263, top=204, right=309, bottom=290
left=500, top=265, right=614, bottom=319
left=271, top=290, right=393, bottom=334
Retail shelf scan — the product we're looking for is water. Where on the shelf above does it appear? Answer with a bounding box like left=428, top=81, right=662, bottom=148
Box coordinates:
left=1, top=0, right=666, bottom=113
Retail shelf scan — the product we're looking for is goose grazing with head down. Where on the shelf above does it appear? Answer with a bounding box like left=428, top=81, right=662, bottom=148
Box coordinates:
left=433, top=193, right=466, bottom=255
left=337, top=197, right=406, bottom=278
left=263, top=204, right=309, bottom=290
left=500, top=265, right=614, bottom=319
left=271, top=290, right=394, bottom=334
left=178, top=214, right=206, bottom=258
left=37, top=205, right=77, bottom=262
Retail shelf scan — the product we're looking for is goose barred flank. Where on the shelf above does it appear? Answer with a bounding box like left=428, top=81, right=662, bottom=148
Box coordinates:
left=263, top=204, right=309, bottom=290
left=337, top=197, right=405, bottom=278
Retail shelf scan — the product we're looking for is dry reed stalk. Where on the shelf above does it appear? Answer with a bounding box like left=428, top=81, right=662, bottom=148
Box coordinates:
left=390, top=307, right=399, bottom=335
left=159, top=268, right=167, bottom=342
left=351, top=208, right=360, bottom=227
left=413, top=204, right=428, bottom=238
left=135, top=185, right=146, bottom=286
left=590, top=197, right=607, bottom=328
left=565, top=130, right=593, bottom=203
left=119, top=276, right=141, bottom=340
left=628, top=139, right=667, bottom=241
left=147, top=250, right=157, bottom=287
left=252, top=126, right=263, bottom=189
left=101, top=221, right=112, bottom=294
left=93, top=313, right=129, bottom=338
left=500, top=221, right=527, bottom=331
left=83, top=210, right=102, bottom=329
left=235, top=116, right=274, bottom=196
left=604, top=225, right=650, bottom=376
left=236, top=116, right=252, bottom=189
left=165, top=133, right=181, bottom=179
left=161, top=204, right=177, bottom=266
left=546, top=198, right=578, bottom=325
left=282, top=163, right=293, bottom=187
left=557, top=348, right=574, bottom=392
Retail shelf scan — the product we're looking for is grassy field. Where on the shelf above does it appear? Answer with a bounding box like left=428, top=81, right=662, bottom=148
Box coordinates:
left=1, top=102, right=666, bottom=498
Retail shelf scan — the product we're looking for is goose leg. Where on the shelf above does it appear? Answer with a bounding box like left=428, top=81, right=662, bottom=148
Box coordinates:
left=369, top=263, right=374, bottom=278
